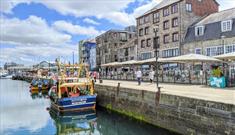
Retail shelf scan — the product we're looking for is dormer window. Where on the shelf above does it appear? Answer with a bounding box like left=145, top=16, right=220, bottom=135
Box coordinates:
left=195, top=26, right=204, bottom=36
left=221, top=20, right=232, bottom=32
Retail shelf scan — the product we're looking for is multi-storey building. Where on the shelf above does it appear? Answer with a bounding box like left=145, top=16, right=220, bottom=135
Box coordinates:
left=96, top=26, right=136, bottom=67
left=183, top=8, right=235, bottom=56
left=136, top=0, right=219, bottom=60
left=118, top=33, right=138, bottom=62
left=79, top=39, right=96, bottom=70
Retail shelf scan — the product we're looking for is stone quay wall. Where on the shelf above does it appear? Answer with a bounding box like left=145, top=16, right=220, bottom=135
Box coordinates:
left=95, top=84, right=235, bottom=135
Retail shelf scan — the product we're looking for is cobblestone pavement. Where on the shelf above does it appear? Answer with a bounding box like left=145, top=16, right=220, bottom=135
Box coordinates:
left=96, top=79, right=235, bottom=105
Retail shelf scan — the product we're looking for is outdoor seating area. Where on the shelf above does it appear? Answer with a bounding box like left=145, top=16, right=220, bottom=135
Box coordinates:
left=100, top=53, right=235, bottom=88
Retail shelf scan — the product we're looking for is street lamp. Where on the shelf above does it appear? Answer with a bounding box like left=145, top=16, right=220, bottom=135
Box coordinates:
left=153, top=25, right=160, bottom=90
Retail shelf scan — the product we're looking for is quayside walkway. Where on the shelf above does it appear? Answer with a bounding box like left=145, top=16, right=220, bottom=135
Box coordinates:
left=97, top=80, right=235, bottom=105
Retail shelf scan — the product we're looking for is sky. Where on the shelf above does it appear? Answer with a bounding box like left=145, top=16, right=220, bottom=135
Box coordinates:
left=0, top=0, right=234, bottom=66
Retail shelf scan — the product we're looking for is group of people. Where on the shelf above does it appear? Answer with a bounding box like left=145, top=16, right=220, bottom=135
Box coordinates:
left=135, top=69, right=155, bottom=85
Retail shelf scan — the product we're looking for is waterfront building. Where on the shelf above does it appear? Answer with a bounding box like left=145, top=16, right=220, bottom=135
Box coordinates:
left=96, top=26, right=136, bottom=68
left=136, top=0, right=219, bottom=60
left=118, top=34, right=138, bottom=62
left=4, top=62, right=24, bottom=70
left=183, top=8, right=235, bottom=56
left=79, top=39, right=97, bottom=70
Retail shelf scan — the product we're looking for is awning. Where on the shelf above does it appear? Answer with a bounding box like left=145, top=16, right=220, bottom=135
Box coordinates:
left=160, top=54, right=222, bottom=63
left=101, top=62, right=120, bottom=67
left=214, top=52, right=235, bottom=60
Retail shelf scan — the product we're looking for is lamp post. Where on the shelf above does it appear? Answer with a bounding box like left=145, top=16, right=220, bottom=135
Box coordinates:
left=153, top=25, right=160, bottom=89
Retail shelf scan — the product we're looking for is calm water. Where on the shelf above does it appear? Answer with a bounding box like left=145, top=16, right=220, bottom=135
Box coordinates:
left=0, top=79, right=177, bottom=135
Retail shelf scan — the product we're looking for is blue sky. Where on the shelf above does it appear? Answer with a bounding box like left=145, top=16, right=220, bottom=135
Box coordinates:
left=0, top=0, right=234, bottom=66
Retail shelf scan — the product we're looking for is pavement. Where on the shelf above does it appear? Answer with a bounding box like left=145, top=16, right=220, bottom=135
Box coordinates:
left=96, top=80, right=235, bottom=105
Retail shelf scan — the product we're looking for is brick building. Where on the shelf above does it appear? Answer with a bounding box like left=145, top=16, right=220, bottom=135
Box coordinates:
left=96, top=26, right=136, bottom=68
left=136, top=0, right=219, bottom=60
left=183, top=8, right=235, bottom=56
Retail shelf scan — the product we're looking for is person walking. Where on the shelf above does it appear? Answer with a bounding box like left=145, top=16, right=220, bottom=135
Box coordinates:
left=149, top=70, right=155, bottom=83
left=136, top=69, right=142, bottom=85
left=93, top=71, right=97, bottom=82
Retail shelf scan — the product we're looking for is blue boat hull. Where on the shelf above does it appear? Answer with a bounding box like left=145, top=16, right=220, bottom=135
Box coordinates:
left=51, top=95, right=97, bottom=112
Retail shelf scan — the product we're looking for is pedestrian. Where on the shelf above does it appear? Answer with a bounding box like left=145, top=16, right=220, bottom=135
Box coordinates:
left=149, top=69, right=155, bottom=83
left=93, top=71, right=97, bottom=82
left=136, top=68, right=142, bottom=85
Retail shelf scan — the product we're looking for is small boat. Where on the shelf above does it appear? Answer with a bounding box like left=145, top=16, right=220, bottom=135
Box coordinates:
left=49, top=61, right=97, bottom=112
left=30, top=78, right=51, bottom=93
left=0, top=74, right=13, bottom=79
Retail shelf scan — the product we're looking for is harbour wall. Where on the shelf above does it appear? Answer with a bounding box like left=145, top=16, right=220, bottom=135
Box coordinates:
left=95, top=84, right=235, bottom=135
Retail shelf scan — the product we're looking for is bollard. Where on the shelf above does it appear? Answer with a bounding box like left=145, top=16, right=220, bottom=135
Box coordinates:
left=117, top=82, right=120, bottom=96
left=155, top=86, right=161, bottom=106
left=99, top=79, right=103, bottom=83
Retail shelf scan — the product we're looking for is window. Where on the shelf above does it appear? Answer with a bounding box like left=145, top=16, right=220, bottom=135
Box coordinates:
left=145, top=27, right=149, bottom=35
left=114, top=43, right=117, bottom=48
left=164, top=34, right=170, bottom=44
left=153, top=12, right=160, bottom=23
left=147, top=38, right=151, bottom=47
left=217, top=46, right=224, bottom=55
left=141, top=40, right=145, bottom=48
left=139, top=17, right=144, bottom=25
left=163, top=7, right=169, bottom=16
left=225, top=44, right=235, bottom=53
left=221, top=20, right=233, bottom=32
left=172, top=18, right=178, bottom=27
left=144, top=15, right=149, bottom=23
left=171, top=4, right=178, bottom=14
left=172, top=32, right=179, bottom=42
left=153, top=37, right=160, bottom=49
left=195, top=48, right=201, bottom=54
left=130, top=46, right=135, bottom=51
left=163, top=20, right=169, bottom=30
left=206, top=46, right=224, bottom=56
left=162, top=48, right=179, bottom=58
left=139, top=28, right=143, bottom=36
left=120, top=33, right=127, bottom=41
left=195, top=26, right=204, bottom=36
left=186, top=3, right=192, bottom=12
left=141, top=52, right=151, bottom=60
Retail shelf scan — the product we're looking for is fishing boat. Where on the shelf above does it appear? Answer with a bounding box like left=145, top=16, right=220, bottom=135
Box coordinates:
left=49, top=61, right=97, bottom=112
left=30, top=78, right=51, bottom=93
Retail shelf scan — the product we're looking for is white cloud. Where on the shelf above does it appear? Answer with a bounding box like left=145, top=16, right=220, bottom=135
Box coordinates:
left=0, top=0, right=30, bottom=14
left=132, top=0, right=161, bottom=18
left=218, top=0, right=235, bottom=11
left=53, top=20, right=103, bottom=36
left=0, top=15, right=71, bottom=45
left=0, top=15, right=83, bottom=65
left=0, top=44, right=77, bottom=65
left=0, top=0, right=136, bottom=26
left=83, top=18, right=100, bottom=25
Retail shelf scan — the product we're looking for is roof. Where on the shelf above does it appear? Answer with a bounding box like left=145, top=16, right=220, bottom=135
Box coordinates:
left=138, top=0, right=181, bottom=18
left=195, top=8, right=235, bottom=26
left=184, top=8, right=235, bottom=43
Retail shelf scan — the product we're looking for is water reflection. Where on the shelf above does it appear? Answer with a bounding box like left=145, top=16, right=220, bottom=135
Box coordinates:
left=0, top=79, right=51, bottom=134
left=0, top=79, right=177, bottom=135
left=49, top=109, right=97, bottom=135
left=30, top=92, right=48, bottom=99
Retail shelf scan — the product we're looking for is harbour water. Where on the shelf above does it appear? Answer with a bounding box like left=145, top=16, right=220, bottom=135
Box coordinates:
left=0, top=79, right=178, bottom=135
